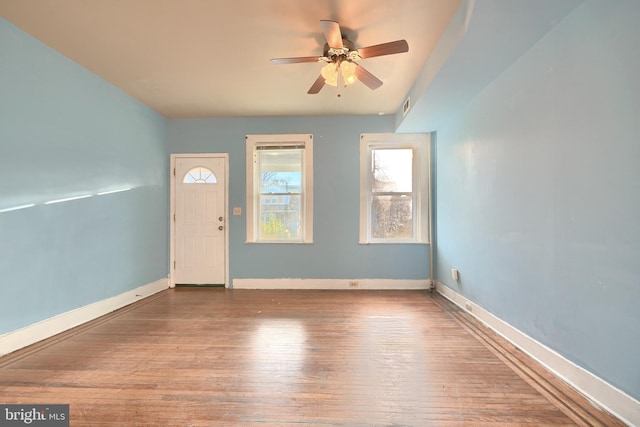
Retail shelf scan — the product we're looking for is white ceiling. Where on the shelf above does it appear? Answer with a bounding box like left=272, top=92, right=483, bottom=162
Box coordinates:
left=0, top=0, right=460, bottom=118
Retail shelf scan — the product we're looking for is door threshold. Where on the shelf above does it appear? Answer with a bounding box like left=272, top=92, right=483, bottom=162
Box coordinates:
left=174, top=284, right=225, bottom=288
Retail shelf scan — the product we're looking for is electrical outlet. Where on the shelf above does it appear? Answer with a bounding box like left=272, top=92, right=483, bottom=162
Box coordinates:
left=451, top=269, right=459, bottom=281
left=349, top=281, right=359, bottom=288
left=233, top=207, right=242, bottom=216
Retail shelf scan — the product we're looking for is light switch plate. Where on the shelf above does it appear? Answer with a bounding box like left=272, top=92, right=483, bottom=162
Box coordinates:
left=233, top=207, right=242, bottom=216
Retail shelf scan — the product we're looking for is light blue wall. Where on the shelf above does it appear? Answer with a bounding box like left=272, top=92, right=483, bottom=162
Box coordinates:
left=168, top=117, right=430, bottom=282
left=397, top=0, right=583, bottom=133
left=0, top=18, right=168, bottom=334
left=434, top=1, right=640, bottom=400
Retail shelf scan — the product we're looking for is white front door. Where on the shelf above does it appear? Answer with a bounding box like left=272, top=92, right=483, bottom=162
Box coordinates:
left=173, top=156, right=226, bottom=285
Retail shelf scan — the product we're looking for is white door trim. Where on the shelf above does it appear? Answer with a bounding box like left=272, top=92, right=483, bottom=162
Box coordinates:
left=170, top=153, right=229, bottom=288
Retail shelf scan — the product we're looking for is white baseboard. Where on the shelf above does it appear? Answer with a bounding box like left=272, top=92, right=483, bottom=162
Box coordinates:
left=0, top=278, right=168, bottom=356
left=233, top=278, right=430, bottom=290
left=436, top=282, right=640, bottom=427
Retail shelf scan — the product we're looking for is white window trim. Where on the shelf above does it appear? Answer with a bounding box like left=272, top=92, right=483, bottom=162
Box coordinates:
left=246, top=134, right=313, bottom=243
left=359, top=133, right=430, bottom=244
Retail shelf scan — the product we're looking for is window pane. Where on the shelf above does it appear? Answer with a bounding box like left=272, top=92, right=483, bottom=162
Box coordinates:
left=257, top=148, right=303, bottom=241
left=247, top=134, right=313, bottom=244
left=371, top=195, right=413, bottom=239
left=183, top=167, right=217, bottom=184
left=259, top=149, right=302, bottom=194
left=372, top=149, right=412, bottom=193
left=259, top=195, right=302, bottom=240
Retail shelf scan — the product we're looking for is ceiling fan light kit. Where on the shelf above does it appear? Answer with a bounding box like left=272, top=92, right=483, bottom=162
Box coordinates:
left=320, top=61, right=357, bottom=87
left=271, top=20, right=409, bottom=95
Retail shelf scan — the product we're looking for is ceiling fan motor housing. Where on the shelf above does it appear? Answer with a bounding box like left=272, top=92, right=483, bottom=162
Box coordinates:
left=270, top=20, right=407, bottom=94
left=323, top=38, right=360, bottom=63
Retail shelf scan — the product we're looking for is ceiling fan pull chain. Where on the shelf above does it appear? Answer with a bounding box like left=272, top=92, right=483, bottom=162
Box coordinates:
left=336, top=62, right=342, bottom=98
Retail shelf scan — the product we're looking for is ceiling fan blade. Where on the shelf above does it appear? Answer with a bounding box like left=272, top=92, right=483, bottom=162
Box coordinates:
left=358, top=40, right=409, bottom=59
left=307, top=75, right=326, bottom=94
left=271, top=56, right=322, bottom=64
left=355, top=65, right=383, bottom=90
left=320, top=20, right=343, bottom=49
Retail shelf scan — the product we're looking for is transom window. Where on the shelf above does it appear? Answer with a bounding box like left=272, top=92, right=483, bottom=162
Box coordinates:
left=183, top=167, right=217, bottom=184
left=359, top=133, right=430, bottom=244
left=246, top=134, right=313, bottom=243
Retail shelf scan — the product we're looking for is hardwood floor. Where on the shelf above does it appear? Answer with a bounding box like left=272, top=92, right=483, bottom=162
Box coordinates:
left=0, top=289, right=624, bottom=426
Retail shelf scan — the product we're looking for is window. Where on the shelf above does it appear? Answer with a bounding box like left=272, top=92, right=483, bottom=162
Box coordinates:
left=246, top=134, right=313, bottom=243
left=183, top=167, right=217, bottom=184
left=359, top=133, right=430, bottom=244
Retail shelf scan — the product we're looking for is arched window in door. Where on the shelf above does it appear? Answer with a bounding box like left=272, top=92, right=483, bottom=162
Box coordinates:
left=183, top=167, right=217, bottom=184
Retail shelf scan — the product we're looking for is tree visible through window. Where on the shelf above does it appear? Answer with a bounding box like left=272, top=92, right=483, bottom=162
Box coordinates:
left=257, top=147, right=303, bottom=240
left=246, top=134, right=313, bottom=243
left=371, top=148, right=414, bottom=239
left=360, top=133, right=430, bottom=244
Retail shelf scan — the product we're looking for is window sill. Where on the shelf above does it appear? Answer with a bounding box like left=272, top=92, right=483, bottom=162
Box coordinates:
left=245, top=240, right=314, bottom=244
left=359, top=241, right=430, bottom=245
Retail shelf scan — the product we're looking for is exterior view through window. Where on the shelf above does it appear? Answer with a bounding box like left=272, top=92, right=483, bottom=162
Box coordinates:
left=371, top=148, right=414, bottom=239
left=257, top=146, right=303, bottom=240
left=246, top=134, right=313, bottom=243
left=360, top=133, right=430, bottom=244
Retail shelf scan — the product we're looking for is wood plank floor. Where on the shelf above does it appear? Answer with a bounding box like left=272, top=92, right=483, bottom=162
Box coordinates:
left=0, top=289, right=624, bottom=426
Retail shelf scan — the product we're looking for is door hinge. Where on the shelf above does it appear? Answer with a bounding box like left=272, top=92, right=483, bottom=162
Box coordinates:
left=173, top=168, right=176, bottom=176
left=173, top=213, right=176, bottom=222
left=174, top=260, right=176, bottom=269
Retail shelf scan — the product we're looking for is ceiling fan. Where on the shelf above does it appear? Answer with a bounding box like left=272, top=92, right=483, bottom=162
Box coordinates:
left=270, top=20, right=409, bottom=95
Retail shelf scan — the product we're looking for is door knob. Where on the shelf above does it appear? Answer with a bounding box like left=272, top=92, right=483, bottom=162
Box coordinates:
left=218, top=226, right=224, bottom=231
left=219, top=216, right=224, bottom=221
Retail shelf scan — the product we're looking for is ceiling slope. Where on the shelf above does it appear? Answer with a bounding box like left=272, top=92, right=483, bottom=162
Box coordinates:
left=0, top=0, right=460, bottom=118
left=397, top=0, right=584, bottom=133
